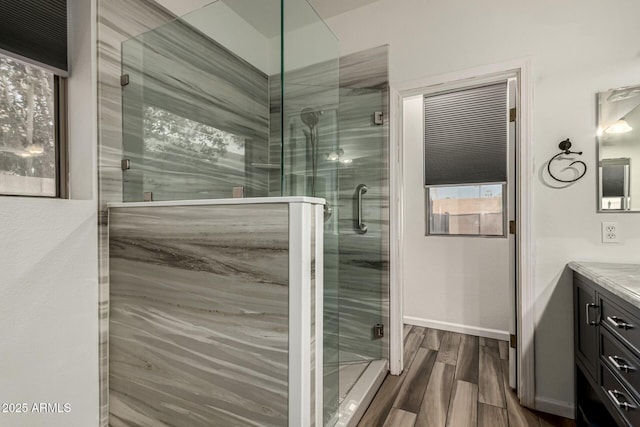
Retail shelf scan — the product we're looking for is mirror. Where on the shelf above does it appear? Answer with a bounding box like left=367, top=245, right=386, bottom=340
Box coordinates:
left=598, top=84, right=640, bottom=212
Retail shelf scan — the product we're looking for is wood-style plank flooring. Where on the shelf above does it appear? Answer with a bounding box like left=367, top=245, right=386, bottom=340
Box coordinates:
left=358, top=326, right=576, bottom=427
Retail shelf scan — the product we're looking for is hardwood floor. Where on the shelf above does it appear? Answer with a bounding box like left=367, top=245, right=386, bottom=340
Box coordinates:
left=358, top=326, right=576, bottom=427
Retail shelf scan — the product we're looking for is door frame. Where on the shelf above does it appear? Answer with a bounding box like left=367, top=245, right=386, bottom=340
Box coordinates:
left=388, top=58, right=535, bottom=408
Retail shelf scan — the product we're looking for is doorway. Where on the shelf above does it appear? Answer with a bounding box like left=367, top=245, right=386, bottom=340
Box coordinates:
left=390, top=62, right=534, bottom=407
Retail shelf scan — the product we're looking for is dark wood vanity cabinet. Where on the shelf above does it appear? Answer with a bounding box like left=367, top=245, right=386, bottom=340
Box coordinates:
left=575, top=276, right=599, bottom=380
left=574, top=272, right=640, bottom=427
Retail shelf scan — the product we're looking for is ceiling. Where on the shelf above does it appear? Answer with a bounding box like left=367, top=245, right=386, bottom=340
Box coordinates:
left=223, top=0, right=280, bottom=37
left=157, top=0, right=381, bottom=38
left=154, top=0, right=211, bottom=18
left=307, top=0, right=380, bottom=19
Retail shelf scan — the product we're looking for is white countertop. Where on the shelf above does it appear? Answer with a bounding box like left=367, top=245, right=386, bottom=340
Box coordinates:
left=568, top=261, right=640, bottom=307
left=108, top=196, right=326, bottom=209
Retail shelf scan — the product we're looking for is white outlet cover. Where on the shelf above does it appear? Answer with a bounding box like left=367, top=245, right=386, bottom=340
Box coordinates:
left=602, top=222, right=620, bottom=243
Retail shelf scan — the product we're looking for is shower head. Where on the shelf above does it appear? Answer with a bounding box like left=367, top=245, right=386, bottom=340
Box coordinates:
left=300, top=107, right=321, bottom=128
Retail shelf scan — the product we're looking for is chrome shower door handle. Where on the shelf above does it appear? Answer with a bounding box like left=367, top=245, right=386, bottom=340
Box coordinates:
left=357, top=184, right=368, bottom=234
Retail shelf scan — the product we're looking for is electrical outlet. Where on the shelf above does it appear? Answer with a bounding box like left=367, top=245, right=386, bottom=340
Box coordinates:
left=602, top=222, right=620, bottom=243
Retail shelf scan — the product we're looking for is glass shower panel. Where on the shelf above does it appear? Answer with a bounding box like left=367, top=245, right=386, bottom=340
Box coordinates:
left=281, top=1, right=340, bottom=424
left=121, top=0, right=280, bottom=201
left=121, top=35, right=145, bottom=202
left=337, top=87, right=388, bottom=366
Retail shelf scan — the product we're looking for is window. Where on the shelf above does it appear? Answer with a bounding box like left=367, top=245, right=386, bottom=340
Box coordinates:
left=0, top=54, right=66, bottom=197
left=427, top=184, right=505, bottom=236
left=121, top=105, right=248, bottom=201
left=0, top=0, right=68, bottom=197
left=143, top=106, right=245, bottom=164
left=424, top=83, right=508, bottom=236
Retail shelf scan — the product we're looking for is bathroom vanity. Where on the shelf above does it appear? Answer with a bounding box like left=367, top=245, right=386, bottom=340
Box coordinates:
left=570, top=262, right=640, bottom=426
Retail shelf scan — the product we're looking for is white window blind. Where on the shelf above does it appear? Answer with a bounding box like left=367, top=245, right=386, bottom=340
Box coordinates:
left=424, top=82, right=507, bottom=186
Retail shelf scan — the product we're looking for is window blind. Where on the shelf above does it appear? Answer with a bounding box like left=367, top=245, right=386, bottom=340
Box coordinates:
left=424, top=82, right=507, bottom=186
left=0, top=0, right=68, bottom=74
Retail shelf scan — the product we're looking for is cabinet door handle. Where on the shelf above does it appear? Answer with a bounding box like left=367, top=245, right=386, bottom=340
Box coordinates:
left=607, top=389, right=637, bottom=411
left=585, top=303, right=599, bottom=326
left=607, top=316, right=634, bottom=330
left=608, top=355, right=636, bottom=373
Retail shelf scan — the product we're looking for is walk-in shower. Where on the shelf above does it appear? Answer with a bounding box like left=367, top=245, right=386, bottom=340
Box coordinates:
left=108, top=0, right=390, bottom=425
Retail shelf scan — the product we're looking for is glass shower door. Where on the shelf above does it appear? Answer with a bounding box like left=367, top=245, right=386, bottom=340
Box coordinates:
left=337, top=86, right=388, bottom=384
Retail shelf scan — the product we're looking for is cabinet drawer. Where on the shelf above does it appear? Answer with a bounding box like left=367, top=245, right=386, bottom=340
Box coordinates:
left=601, top=296, right=640, bottom=354
left=602, top=363, right=640, bottom=427
left=602, top=328, right=640, bottom=399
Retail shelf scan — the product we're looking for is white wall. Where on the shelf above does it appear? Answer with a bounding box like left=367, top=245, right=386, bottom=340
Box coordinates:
left=402, top=95, right=510, bottom=337
left=324, top=0, right=640, bottom=414
left=155, top=0, right=275, bottom=74
left=68, top=0, right=97, bottom=201
left=0, top=0, right=99, bottom=425
left=180, top=2, right=272, bottom=74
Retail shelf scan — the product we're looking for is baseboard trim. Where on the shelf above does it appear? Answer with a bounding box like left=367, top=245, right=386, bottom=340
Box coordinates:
left=403, top=316, right=509, bottom=341
left=535, top=396, right=575, bottom=419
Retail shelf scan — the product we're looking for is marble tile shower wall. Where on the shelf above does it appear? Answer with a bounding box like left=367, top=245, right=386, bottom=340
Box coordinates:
left=272, top=47, right=390, bottom=365
left=337, top=46, right=390, bottom=363
left=109, top=204, right=289, bottom=426
left=99, top=0, right=271, bottom=211
left=269, top=46, right=390, bottom=367
left=269, top=58, right=344, bottom=419
left=97, top=0, right=174, bottom=213
left=96, top=1, right=175, bottom=425
left=269, top=59, right=340, bottom=200
left=98, top=1, right=276, bottom=422
left=97, top=1, right=390, bottom=423
left=121, top=20, right=270, bottom=201
left=268, top=75, right=282, bottom=196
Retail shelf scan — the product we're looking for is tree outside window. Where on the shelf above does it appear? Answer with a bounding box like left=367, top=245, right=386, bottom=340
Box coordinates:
left=0, top=54, right=57, bottom=196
